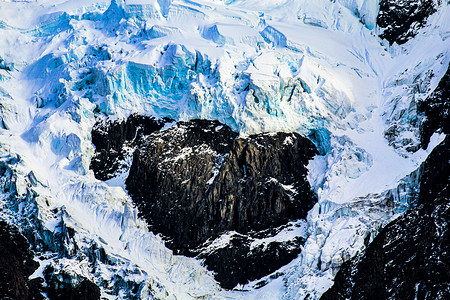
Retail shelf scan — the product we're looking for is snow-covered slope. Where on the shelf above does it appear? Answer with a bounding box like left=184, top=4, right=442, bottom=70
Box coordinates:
left=0, top=0, right=448, bottom=299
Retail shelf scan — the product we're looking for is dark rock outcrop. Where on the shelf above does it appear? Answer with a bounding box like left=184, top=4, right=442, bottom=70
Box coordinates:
left=0, top=221, right=39, bottom=300
left=321, top=136, right=450, bottom=300
left=90, top=114, right=170, bottom=180
left=0, top=220, right=102, bottom=300
left=121, top=119, right=318, bottom=287
left=197, top=230, right=304, bottom=289
left=418, top=66, right=449, bottom=149
left=125, top=120, right=317, bottom=252
left=44, top=266, right=101, bottom=300
left=377, top=0, right=437, bottom=45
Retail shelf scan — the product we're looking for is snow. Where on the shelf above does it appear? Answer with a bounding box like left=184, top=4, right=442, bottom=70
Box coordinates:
left=0, top=0, right=449, bottom=299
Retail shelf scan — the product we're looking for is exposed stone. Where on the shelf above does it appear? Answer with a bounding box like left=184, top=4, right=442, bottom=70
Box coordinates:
left=122, top=119, right=318, bottom=287
left=197, top=228, right=304, bottom=289
left=0, top=221, right=39, bottom=300
left=418, top=66, right=449, bottom=149
left=44, top=266, right=101, bottom=300
left=377, top=0, right=437, bottom=45
left=90, top=114, right=170, bottom=181
left=125, top=119, right=317, bottom=252
left=321, top=136, right=450, bottom=300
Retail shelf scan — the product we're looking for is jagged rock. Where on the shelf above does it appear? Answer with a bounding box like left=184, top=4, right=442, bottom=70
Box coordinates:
left=321, top=136, right=450, bottom=300
left=126, top=119, right=317, bottom=252
left=377, top=0, right=437, bottom=45
left=90, top=114, right=170, bottom=180
left=0, top=221, right=102, bottom=300
left=197, top=229, right=304, bottom=289
left=418, top=66, right=449, bottom=149
left=124, top=119, right=318, bottom=287
left=44, top=266, right=101, bottom=300
left=0, top=221, right=39, bottom=300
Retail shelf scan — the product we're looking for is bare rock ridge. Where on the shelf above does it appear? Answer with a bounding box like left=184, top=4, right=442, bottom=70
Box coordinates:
left=418, top=66, right=450, bottom=149
left=126, top=119, right=318, bottom=252
left=0, top=220, right=39, bottom=300
left=91, top=118, right=319, bottom=288
left=377, top=0, right=437, bottom=45
left=321, top=136, right=449, bottom=300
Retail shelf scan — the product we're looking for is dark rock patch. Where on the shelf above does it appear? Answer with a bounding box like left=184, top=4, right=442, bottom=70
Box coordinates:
left=90, top=114, right=170, bottom=180
left=44, top=266, right=101, bottom=300
left=119, top=119, right=318, bottom=288
left=418, top=66, right=449, bottom=149
left=125, top=120, right=317, bottom=253
left=377, top=0, right=437, bottom=45
left=321, top=135, right=450, bottom=300
left=0, top=220, right=102, bottom=300
left=0, top=221, right=39, bottom=300
left=197, top=228, right=305, bottom=289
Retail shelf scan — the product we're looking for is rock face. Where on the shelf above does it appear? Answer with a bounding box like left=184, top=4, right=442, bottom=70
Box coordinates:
left=120, top=119, right=318, bottom=287
left=90, top=114, right=170, bottom=181
left=418, top=67, right=449, bottom=149
left=0, top=220, right=101, bottom=300
left=197, top=230, right=305, bottom=289
left=44, top=267, right=101, bottom=300
left=126, top=119, right=317, bottom=252
left=321, top=136, right=450, bottom=300
left=0, top=221, right=39, bottom=300
left=377, top=0, right=437, bottom=45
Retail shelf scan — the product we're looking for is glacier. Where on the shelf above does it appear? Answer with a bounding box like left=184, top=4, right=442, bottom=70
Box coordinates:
left=0, top=0, right=449, bottom=299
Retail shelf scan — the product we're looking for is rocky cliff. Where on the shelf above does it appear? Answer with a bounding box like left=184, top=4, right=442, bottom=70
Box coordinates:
left=90, top=114, right=170, bottom=181
left=91, top=118, right=320, bottom=288
left=377, top=0, right=437, bottom=45
left=0, top=221, right=101, bottom=300
left=321, top=137, right=449, bottom=299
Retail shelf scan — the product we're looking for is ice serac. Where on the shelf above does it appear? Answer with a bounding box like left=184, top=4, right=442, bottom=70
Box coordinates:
left=124, top=119, right=318, bottom=287
left=321, top=136, right=450, bottom=300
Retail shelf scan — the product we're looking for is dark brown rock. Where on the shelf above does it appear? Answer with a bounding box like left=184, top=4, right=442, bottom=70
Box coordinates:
left=44, top=265, right=100, bottom=300
left=321, top=136, right=450, bottom=300
left=377, top=0, right=437, bottom=45
left=125, top=119, right=318, bottom=253
left=418, top=66, right=450, bottom=150
left=0, top=221, right=39, bottom=300
left=90, top=114, right=170, bottom=180
left=122, top=119, right=318, bottom=288
left=197, top=231, right=304, bottom=289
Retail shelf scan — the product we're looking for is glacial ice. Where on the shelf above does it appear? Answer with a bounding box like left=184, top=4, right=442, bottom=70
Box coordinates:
left=0, top=0, right=448, bottom=299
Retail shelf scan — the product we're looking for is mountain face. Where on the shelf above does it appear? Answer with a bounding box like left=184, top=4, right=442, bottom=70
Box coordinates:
left=0, top=221, right=100, bottom=300
left=0, top=0, right=448, bottom=299
left=377, top=0, right=438, bottom=45
left=125, top=119, right=317, bottom=287
left=321, top=64, right=450, bottom=299
left=0, top=221, right=40, bottom=300
left=92, top=116, right=317, bottom=288
left=125, top=119, right=317, bottom=251
left=321, top=136, right=450, bottom=300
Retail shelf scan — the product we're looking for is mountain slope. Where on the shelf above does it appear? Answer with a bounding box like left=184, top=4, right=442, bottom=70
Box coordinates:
left=0, top=0, right=448, bottom=299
